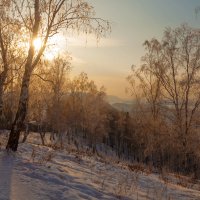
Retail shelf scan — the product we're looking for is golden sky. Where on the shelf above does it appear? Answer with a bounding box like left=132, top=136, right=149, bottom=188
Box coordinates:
left=51, top=0, right=200, bottom=99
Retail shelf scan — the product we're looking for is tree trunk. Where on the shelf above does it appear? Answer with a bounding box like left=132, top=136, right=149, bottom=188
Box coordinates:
left=22, top=123, right=29, bottom=143
left=6, top=68, right=31, bottom=151
left=0, top=71, right=7, bottom=127
left=39, top=131, right=46, bottom=146
left=6, top=0, right=40, bottom=151
left=0, top=81, right=4, bottom=117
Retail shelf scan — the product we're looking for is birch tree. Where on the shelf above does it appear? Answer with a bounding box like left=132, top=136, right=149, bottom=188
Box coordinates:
left=6, top=0, right=110, bottom=151
left=128, top=24, right=200, bottom=170
left=0, top=1, right=23, bottom=125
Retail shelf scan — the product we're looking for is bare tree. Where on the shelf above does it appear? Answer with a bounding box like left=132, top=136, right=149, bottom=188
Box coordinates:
left=6, top=0, right=110, bottom=151
left=63, top=72, right=108, bottom=150
left=128, top=24, right=200, bottom=171
left=0, top=2, right=23, bottom=125
left=151, top=25, right=200, bottom=155
left=44, top=56, right=71, bottom=147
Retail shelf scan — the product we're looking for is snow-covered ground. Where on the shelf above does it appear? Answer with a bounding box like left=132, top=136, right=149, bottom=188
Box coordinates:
left=0, top=133, right=200, bottom=200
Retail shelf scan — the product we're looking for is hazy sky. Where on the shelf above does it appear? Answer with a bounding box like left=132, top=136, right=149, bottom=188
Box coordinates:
left=65, top=0, right=200, bottom=99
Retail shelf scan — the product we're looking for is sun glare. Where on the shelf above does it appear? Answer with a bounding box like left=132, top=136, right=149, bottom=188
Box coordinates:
left=32, top=34, right=65, bottom=60
left=33, top=38, right=42, bottom=51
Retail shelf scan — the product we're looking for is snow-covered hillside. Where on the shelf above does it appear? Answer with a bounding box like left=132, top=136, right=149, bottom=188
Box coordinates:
left=0, top=134, right=200, bottom=200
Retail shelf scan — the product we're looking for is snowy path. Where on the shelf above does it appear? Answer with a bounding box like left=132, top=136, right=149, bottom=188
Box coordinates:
left=0, top=148, right=120, bottom=200
left=0, top=152, right=38, bottom=200
left=0, top=153, right=14, bottom=200
left=0, top=142, right=200, bottom=200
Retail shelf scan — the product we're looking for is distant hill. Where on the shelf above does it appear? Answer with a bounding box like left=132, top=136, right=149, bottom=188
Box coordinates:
left=105, top=95, right=133, bottom=112
left=112, top=103, right=133, bottom=112
left=106, top=95, right=132, bottom=105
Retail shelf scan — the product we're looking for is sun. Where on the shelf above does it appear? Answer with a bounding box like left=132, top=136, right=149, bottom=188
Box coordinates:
left=33, top=38, right=42, bottom=51
left=32, top=34, right=65, bottom=60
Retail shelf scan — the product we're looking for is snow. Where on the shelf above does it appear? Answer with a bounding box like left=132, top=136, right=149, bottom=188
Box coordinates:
left=0, top=134, right=200, bottom=200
